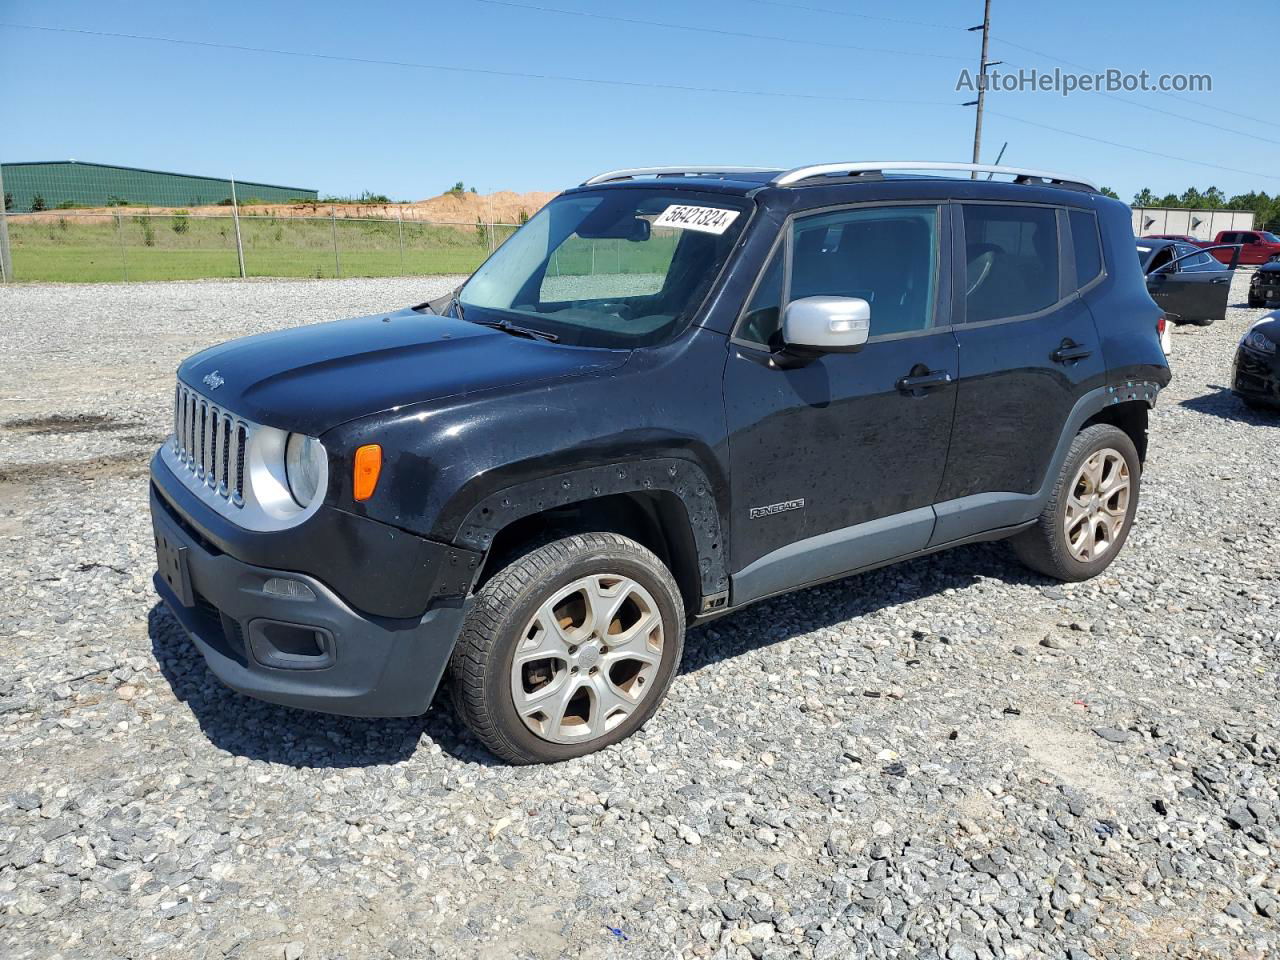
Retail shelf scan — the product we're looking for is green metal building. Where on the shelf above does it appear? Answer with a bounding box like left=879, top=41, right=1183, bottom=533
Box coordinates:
left=1, top=160, right=317, bottom=212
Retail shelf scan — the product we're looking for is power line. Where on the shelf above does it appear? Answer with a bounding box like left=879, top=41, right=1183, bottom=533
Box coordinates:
left=989, top=36, right=1280, bottom=131
left=0, top=22, right=957, bottom=106
left=987, top=110, right=1280, bottom=182
left=730, top=0, right=1280, bottom=139
left=987, top=54, right=1280, bottom=148
left=733, top=0, right=968, bottom=32
left=466, top=0, right=973, bottom=61
left=9, top=20, right=1276, bottom=185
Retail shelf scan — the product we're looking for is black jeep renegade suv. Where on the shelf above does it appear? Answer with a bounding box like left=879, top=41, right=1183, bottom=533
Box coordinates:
left=151, top=162, right=1170, bottom=763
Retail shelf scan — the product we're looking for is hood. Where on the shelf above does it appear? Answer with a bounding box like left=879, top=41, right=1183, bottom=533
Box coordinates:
left=178, top=308, right=628, bottom=435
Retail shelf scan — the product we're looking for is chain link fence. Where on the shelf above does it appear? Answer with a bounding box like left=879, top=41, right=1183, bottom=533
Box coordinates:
left=1, top=209, right=519, bottom=283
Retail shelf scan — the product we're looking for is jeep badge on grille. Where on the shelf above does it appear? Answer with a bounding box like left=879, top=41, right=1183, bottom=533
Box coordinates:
left=202, top=370, right=225, bottom=390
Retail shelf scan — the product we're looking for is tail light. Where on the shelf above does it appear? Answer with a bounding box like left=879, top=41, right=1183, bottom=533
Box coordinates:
left=1157, top=314, right=1167, bottom=338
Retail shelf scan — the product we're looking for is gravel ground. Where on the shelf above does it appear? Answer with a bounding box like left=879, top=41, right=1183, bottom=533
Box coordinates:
left=1, top=274, right=1278, bottom=960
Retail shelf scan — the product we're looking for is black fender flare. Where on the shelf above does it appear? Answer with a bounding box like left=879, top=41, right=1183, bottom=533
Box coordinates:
left=449, top=458, right=729, bottom=599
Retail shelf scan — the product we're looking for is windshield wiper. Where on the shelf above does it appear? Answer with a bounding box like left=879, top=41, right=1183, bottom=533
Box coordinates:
left=468, top=317, right=560, bottom=343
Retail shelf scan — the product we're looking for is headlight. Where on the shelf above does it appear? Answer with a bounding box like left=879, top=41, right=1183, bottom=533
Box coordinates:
left=284, top=433, right=326, bottom=507
left=1243, top=330, right=1277, bottom=355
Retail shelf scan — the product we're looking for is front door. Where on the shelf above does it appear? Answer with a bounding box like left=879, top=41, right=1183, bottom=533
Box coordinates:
left=724, top=203, right=958, bottom=604
left=1146, top=243, right=1231, bottom=324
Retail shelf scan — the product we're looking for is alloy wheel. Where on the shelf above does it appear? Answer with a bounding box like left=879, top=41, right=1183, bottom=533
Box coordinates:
left=1064, top=448, right=1131, bottom=562
left=509, top=574, right=665, bottom=744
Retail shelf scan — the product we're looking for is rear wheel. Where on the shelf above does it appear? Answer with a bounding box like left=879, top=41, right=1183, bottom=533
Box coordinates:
left=1190, top=314, right=1216, bottom=327
left=1249, top=294, right=1265, bottom=308
left=1011, top=424, right=1141, bottom=582
left=450, top=533, right=684, bottom=764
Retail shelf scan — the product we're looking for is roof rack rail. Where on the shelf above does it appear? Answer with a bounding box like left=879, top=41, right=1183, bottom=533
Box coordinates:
left=583, top=166, right=776, bottom=186
left=770, top=161, right=1099, bottom=193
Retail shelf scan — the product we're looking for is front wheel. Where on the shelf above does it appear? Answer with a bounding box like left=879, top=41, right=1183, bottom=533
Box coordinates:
left=1190, top=314, right=1216, bottom=327
left=1011, top=424, right=1141, bottom=582
left=450, top=533, right=684, bottom=764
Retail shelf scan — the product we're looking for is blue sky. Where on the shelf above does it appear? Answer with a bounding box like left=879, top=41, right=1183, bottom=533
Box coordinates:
left=2, top=0, right=1275, bottom=203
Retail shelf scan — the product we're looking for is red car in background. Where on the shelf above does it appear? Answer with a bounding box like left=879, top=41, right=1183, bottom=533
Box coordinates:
left=1201, top=230, right=1280, bottom=265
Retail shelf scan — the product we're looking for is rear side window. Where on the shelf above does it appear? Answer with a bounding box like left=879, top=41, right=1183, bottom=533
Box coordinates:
left=1068, top=210, right=1103, bottom=287
left=962, top=204, right=1060, bottom=323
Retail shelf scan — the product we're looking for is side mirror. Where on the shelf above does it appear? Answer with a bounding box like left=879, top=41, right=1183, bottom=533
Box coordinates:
left=782, top=296, right=871, bottom=356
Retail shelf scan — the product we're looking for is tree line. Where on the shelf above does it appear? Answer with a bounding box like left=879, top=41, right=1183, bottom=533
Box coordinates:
left=1129, top=186, right=1280, bottom=231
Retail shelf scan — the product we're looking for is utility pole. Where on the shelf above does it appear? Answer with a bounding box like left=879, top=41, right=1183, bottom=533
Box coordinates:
left=0, top=161, right=12, bottom=282
left=967, top=0, right=993, bottom=178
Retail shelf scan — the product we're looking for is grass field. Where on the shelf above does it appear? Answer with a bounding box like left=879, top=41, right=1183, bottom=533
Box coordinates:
left=6, top=214, right=692, bottom=284
left=7, top=214, right=514, bottom=283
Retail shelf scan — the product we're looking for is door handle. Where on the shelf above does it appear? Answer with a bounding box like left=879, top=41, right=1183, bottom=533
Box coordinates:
left=1210, top=276, right=1230, bottom=284
left=1052, top=341, right=1092, bottom=364
left=896, top=370, right=953, bottom=393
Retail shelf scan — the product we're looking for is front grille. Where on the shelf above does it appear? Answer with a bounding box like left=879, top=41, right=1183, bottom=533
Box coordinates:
left=172, top=381, right=251, bottom=506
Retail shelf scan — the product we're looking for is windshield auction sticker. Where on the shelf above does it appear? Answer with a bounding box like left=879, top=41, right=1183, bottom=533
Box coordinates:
left=653, top=205, right=741, bottom=235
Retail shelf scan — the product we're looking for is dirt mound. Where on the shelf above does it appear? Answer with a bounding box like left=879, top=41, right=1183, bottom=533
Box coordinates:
left=414, top=189, right=559, bottom=224
left=10, top=189, right=559, bottom=225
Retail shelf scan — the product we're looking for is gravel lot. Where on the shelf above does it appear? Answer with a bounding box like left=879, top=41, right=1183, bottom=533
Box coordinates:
left=1, top=274, right=1278, bottom=960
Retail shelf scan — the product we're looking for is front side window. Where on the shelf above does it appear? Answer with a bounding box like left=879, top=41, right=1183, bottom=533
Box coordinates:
left=460, top=189, right=751, bottom=347
left=1175, top=244, right=1215, bottom=270
left=963, top=204, right=1061, bottom=323
left=790, top=206, right=938, bottom=337
left=735, top=205, right=939, bottom=346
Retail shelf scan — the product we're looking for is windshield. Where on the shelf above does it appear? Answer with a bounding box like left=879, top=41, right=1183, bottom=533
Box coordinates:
left=1136, top=245, right=1152, bottom=267
left=459, top=188, right=751, bottom=348
left=1261, top=232, right=1280, bottom=244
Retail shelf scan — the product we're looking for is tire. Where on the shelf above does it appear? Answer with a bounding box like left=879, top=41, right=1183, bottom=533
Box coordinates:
left=449, top=532, right=684, bottom=764
left=1249, top=295, right=1265, bottom=308
left=1190, top=314, right=1216, bottom=327
left=1010, top=424, right=1141, bottom=582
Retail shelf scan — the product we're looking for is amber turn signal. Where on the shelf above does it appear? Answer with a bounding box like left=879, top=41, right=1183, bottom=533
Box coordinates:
left=353, top=444, right=382, bottom=501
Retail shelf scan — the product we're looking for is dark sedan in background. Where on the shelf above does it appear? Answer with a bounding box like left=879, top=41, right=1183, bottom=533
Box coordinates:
left=1138, top=238, right=1236, bottom=326
left=1249, top=258, right=1280, bottom=308
left=1233, top=313, right=1280, bottom=410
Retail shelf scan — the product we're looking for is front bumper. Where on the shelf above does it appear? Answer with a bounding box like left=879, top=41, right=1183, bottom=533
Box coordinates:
left=150, top=457, right=475, bottom=717
left=1232, top=345, right=1280, bottom=407
left=1253, top=278, right=1280, bottom=303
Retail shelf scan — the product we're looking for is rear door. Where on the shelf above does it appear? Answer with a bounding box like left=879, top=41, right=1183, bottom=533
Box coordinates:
left=724, top=202, right=958, bottom=602
left=932, top=202, right=1108, bottom=543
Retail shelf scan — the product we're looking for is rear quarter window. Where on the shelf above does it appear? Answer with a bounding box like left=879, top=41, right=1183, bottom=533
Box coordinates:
left=1068, top=210, right=1103, bottom=288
